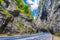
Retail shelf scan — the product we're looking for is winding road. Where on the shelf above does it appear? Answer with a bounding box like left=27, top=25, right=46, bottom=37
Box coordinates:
left=0, top=32, right=53, bottom=40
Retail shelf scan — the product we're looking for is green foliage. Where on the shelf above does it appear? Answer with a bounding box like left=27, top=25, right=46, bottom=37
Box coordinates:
left=0, top=6, right=11, bottom=17
left=28, top=26, right=35, bottom=32
left=38, top=0, right=44, bottom=8
left=24, top=26, right=36, bottom=34
left=0, top=6, right=3, bottom=9
left=13, top=20, right=24, bottom=33
left=13, top=19, right=36, bottom=34
left=16, top=20, right=23, bottom=30
left=2, top=10, right=12, bottom=17
left=55, top=33, right=60, bottom=36
left=0, top=0, right=4, bottom=3
left=0, top=0, right=34, bottom=34
left=15, top=0, right=33, bottom=19
left=15, top=0, right=25, bottom=12
left=0, top=0, right=33, bottom=19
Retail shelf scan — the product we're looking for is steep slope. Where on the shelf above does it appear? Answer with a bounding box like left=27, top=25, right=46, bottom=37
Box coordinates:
left=0, top=0, right=36, bottom=34
left=36, top=0, right=60, bottom=34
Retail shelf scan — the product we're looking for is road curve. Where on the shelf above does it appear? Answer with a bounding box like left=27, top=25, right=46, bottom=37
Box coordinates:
left=0, top=32, right=53, bottom=40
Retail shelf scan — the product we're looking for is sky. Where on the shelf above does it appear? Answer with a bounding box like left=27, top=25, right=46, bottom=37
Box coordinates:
left=23, top=0, right=40, bottom=19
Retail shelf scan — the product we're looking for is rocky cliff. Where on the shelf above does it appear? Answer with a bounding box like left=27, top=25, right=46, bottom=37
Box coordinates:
left=0, top=0, right=36, bottom=34
left=36, top=0, right=60, bottom=34
left=0, top=0, right=60, bottom=36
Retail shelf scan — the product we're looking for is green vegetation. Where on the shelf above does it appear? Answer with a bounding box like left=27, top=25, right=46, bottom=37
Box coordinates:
left=0, top=0, right=34, bottom=35
left=0, top=6, right=12, bottom=18
left=38, top=0, right=44, bottom=8
left=55, top=33, right=60, bottom=37
left=2, top=9, right=12, bottom=17
left=0, top=0, right=59, bottom=36
left=37, top=0, right=60, bottom=36
left=0, top=0, right=33, bottom=19
left=0, top=0, right=4, bottom=3
left=13, top=20, right=36, bottom=34
left=15, top=0, right=33, bottom=19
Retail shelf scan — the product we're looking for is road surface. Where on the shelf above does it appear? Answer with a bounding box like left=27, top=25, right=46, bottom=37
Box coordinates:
left=0, top=32, right=53, bottom=40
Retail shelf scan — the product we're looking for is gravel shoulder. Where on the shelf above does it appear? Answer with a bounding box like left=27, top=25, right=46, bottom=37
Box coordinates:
left=54, top=36, right=60, bottom=40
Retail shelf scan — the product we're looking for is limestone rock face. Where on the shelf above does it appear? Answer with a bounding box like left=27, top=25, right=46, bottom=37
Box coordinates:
left=0, top=11, right=36, bottom=34
left=36, top=0, right=60, bottom=34
left=51, top=9, right=60, bottom=33
left=0, top=0, right=36, bottom=34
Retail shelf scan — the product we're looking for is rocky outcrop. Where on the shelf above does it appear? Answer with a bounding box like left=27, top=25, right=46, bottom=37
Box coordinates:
left=36, top=0, right=60, bottom=34
left=0, top=0, right=36, bottom=34
left=0, top=0, right=60, bottom=35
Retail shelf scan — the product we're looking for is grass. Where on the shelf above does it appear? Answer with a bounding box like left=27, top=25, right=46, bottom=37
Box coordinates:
left=54, top=33, right=60, bottom=37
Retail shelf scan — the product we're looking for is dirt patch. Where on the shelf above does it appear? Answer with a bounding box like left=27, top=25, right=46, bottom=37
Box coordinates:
left=54, top=36, right=60, bottom=40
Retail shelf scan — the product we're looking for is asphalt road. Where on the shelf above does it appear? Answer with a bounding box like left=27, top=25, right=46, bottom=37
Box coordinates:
left=0, top=32, right=53, bottom=40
